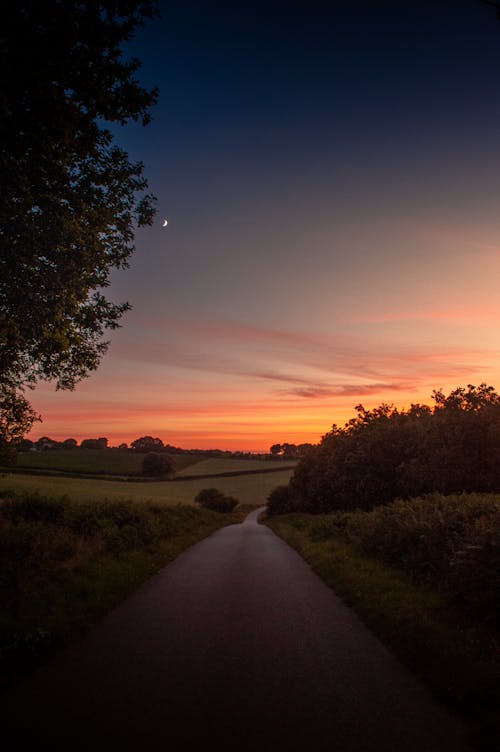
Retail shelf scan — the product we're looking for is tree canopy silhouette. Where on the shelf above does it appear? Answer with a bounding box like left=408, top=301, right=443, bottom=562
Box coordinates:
left=282, top=384, right=500, bottom=515
left=0, top=1, right=158, bottom=451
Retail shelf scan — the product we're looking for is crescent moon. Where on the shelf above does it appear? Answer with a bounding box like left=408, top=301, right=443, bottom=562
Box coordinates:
left=162, top=219, right=168, bottom=227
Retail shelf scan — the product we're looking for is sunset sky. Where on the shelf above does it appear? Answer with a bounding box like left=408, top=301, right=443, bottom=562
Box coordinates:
left=30, top=0, right=500, bottom=451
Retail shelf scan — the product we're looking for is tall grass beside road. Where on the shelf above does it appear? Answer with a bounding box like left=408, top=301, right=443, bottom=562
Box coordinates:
left=0, top=491, right=246, bottom=689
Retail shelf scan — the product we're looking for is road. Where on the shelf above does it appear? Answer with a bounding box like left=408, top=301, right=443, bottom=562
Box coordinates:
left=2, top=508, right=470, bottom=750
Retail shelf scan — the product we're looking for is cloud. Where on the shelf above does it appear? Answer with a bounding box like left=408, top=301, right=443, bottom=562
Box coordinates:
left=281, top=382, right=412, bottom=399
left=110, top=314, right=496, bottom=393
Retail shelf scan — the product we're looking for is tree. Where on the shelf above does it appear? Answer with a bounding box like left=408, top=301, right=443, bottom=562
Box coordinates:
left=289, top=384, right=500, bottom=513
left=63, top=438, right=78, bottom=449
left=81, top=437, right=108, bottom=450
left=0, top=386, right=39, bottom=464
left=266, top=485, right=293, bottom=516
left=0, top=2, right=158, bottom=449
left=131, top=436, right=165, bottom=452
left=141, top=452, right=174, bottom=477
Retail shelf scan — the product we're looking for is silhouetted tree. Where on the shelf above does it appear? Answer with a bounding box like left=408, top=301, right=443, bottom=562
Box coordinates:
left=35, top=436, right=59, bottom=451
left=289, top=384, right=500, bottom=513
left=142, top=452, right=174, bottom=477
left=81, top=437, right=108, bottom=450
left=131, top=436, right=165, bottom=452
left=0, top=387, right=38, bottom=464
left=266, top=485, right=293, bottom=516
left=0, top=2, right=158, bottom=451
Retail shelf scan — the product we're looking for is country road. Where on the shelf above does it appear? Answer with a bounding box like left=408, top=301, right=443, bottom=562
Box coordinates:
left=1, top=508, right=470, bottom=751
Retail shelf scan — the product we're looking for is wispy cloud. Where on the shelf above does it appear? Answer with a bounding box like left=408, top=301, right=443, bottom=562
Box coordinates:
left=111, top=314, right=495, bottom=395
left=282, top=382, right=412, bottom=399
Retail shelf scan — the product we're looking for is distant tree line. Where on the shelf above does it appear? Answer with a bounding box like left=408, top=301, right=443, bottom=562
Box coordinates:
left=269, top=442, right=314, bottom=459
left=268, top=384, right=500, bottom=515
left=11, top=434, right=277, bottom=460
left=16, top=436, right=109, bottom=452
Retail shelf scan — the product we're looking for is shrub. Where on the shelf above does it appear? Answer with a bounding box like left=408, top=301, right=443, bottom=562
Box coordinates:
left=194, top=488, right=238, bottom=513
left=290, top=384, right=500, bottom=513
left=2, top=493, right=64, bottom=523
left=266, top=485, right=293, bottom=516
left=141, top=452, right=174, bottom=477
left=322, top=492, right=500, bottom=628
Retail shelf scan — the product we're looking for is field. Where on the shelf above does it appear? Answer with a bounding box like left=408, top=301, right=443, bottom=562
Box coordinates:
left=14, top=450, right=294, bottom=479
left=0, top=467, right=294, bottom=506
left=174, top=457, right=295, bottom=476
left=15, top=449, right=200, bottom=476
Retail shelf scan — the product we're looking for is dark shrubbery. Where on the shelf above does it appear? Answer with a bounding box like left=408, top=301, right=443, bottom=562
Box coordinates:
left=289, top=384, right=500, bottom=514
left=302, top=493, right=500, bottom=628
left=194, top=488, right=239, bottom=513
left=267, top=485, right=293, bottom=516
left=0, top=491, right=235, bottom=687
left=141, top=452, right=174, bottom=477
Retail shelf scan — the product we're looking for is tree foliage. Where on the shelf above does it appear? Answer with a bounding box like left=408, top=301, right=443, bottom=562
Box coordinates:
left=141, top=451, right=174, bottom=477
left=0, top=1, right=158, bottom=446
left=266, top=485, right=293, bottom=516
left=80, top=437, right=108, bottom=450
left=269, top=443, right=313, bottom=458
left=0, top=385, right=39, bottom=464
left=131, top=436, right=165, bottom=452
left=286, top=384, right=500, bottom=514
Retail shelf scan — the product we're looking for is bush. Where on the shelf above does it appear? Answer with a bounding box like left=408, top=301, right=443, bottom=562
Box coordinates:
left=311, top=492, right=500, bottom=629
left=194, top=488, right=239, bottom=513
left=266, top=485, right=293, bottom=516
left=141, top=452, right=174, bottom=477
left=290, top=384, right=500, bottom=514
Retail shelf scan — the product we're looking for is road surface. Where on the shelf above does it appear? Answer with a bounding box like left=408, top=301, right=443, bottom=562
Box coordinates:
left=1, top=508, right=470, bottom=750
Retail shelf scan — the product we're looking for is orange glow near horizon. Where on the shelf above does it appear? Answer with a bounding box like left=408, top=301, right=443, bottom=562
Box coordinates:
left=25, top=223, right=500, bottom=451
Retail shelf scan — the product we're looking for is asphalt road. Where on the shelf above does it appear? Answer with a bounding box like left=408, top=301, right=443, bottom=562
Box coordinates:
left=2, top=508, right=470, bottom=751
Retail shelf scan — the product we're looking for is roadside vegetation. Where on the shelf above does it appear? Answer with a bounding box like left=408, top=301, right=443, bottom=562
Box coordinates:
left=0, top=491, right=248, bottom=690
left=265, top=384, right=500, bottom=750
left=281, top=384, right=499, bottom=515
left=266, top=499, right=499, bottom=750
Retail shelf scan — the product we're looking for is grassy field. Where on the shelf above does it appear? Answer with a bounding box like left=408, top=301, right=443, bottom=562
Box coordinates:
left=0, top=467, right=294, bottom=506
left=174, top=456, right=295, bottom=476
left=15, top=449, right=201, bottom=476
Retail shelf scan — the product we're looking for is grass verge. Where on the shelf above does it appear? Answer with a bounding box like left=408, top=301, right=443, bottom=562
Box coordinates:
left=265, top=513, right=499, bottom=751
left=0, top=491, right=247, bottom=691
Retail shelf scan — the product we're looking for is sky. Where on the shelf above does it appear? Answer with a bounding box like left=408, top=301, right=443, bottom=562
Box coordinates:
left=30, top=0, right=500, bottom=450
